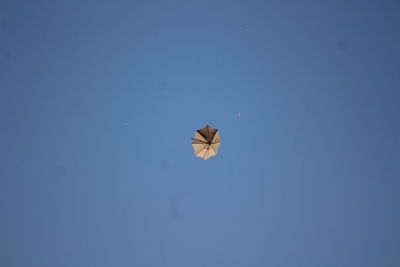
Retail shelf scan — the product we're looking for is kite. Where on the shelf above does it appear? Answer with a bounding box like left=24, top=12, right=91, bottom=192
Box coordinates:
left=192, top=125, right=221, bottom=160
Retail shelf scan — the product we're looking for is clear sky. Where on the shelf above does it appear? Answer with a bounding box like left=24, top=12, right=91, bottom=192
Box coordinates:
left=1, top=1, right=400, bottom=266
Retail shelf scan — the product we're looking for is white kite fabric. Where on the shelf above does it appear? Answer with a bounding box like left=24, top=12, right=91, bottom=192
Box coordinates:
left=192, top=125, right=221, bottom=160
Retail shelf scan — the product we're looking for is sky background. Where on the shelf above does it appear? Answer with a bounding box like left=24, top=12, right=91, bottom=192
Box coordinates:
left=1, top=1, right=400, bottom=266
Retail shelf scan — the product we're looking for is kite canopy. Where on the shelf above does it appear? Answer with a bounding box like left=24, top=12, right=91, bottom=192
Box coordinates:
left=192, top=125, right=221, bottom=160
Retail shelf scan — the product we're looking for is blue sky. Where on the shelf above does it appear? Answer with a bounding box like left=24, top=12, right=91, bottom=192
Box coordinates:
left=1, top=1, right=400, bottom=266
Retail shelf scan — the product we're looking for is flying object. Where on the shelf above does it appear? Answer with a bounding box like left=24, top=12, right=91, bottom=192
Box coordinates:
left=192, top=125, right=221, bottom=160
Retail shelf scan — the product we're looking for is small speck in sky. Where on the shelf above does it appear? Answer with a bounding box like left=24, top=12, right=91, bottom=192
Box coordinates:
left=237, top=112, right=241, bottom=118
